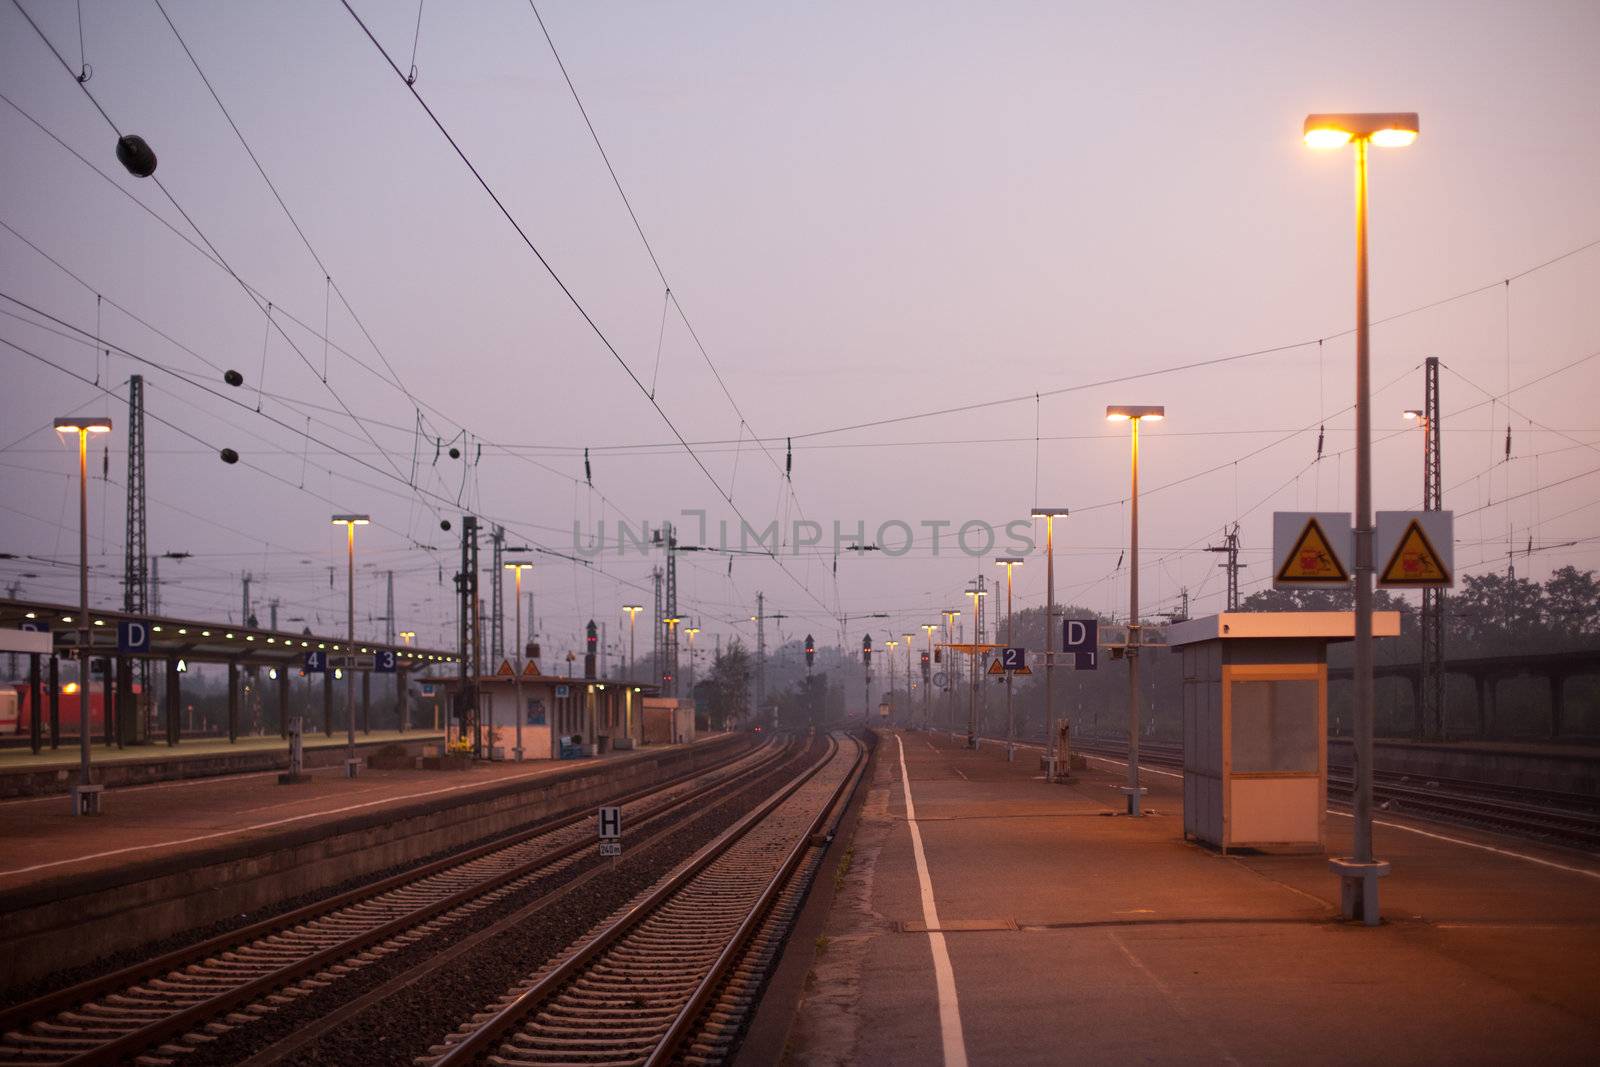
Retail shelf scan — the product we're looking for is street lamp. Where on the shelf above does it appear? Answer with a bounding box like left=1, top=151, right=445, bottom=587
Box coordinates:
left=399, top=630, right=416, bottom=646
left=664, top=616, right=682, bottom=697
left=994, top=557, right=1024, bottom=761
left=622, top=605, right=643, bottom=684
left=1306, top=109, right=1419, bottom=925
left=505, top=562, right=533, bottom=761
left=921, top=624, right=938, bottom=728
left=1106, top=405, right=1164, bottom=815
left=331, top=514, right=370, bottom=778
left=55, top=415, right=111, bottom=815
left=685, top=625, right=700, bottom=694
left=1032, top=506, right=1071, bottom=781
left=964, top=587, right=986, bottom=748
left=941, top=609, right=960, bottom=733
left=903, top=633, right=916, bottom=725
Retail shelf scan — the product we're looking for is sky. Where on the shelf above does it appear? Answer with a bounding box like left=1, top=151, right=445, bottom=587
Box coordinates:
left=2, top=0, right=1598, bottom=664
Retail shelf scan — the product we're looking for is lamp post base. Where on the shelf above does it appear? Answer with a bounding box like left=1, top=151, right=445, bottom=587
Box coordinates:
left=1119, top=784, right=1148, bottom=816
left=344, top=758, right=361, bottom=779
left=1329, top=857, right=1390, bottom=926
left=513, top=747, right=524, bottom=762
left=70, top=782, right=103, bottom=816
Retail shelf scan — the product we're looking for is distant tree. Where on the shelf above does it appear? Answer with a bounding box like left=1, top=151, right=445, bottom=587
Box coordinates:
left=701, top=640, right=752, bottom=729
left=1238, top=586, right=1410, bottom=614
left=1449, top=572, right=1546, bottom=644
left=1544, top=566, right=1600, bottom=634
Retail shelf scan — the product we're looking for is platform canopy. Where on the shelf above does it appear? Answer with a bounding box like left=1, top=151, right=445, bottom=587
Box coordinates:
left=0, top=597, right=457, bottom=671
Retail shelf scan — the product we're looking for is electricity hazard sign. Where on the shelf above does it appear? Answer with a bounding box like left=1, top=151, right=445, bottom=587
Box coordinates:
left=987, top=657, right=1005, bottom=676
left=1376, top=511, right=1454, bottom=589
left=1273, top=513, right=1352, bottom=588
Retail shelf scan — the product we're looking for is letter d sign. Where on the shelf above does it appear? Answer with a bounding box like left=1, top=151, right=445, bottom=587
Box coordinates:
left=118, top=619, right=150, bottom=654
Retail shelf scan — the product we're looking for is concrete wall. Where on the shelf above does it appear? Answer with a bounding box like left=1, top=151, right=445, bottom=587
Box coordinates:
left=1327, top=737, right=1600, bottom=795
left=0, top=733, right=751, bottom=993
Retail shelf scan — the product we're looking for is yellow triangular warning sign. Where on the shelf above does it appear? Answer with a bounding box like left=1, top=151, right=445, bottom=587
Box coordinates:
left=986, top=657, right=1005, bottom=676
left=495, top=659, right=515, bottom=676
left=521, top=660, right=540, bottom=677
left=1276, top=517, right=1350, bottom=583
left=1381, top=518, right=1451, bottom=586
left=1013, top=663, right=1033, bottom=676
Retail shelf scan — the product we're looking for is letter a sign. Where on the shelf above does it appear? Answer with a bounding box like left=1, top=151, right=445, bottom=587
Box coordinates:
left=1273, top=513, right=1352, bottom=588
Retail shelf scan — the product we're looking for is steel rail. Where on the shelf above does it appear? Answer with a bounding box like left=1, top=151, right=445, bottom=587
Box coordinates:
left=646, top=732, right=868, bottom=1066
left=2, top=737, right=779, bottom=1067
left=432, top=733, right=849, bottom=1066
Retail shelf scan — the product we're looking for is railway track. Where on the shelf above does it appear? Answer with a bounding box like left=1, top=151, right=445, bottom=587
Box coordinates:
left=1061, top=737, right=1600, bottom=851
left=0, top=738, right=791, bottom=1067
left=426, top=730, right=866, bottom=1067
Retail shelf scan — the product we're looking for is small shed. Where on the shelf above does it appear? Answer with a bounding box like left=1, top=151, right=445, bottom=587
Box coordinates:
left=1167, top=611, right=1400, bottom=852
left=641, top=697, right=694, bottom=745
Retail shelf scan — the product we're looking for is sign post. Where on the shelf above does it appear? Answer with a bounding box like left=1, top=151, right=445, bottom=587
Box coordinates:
left=279, top=716, right=309, bottom=785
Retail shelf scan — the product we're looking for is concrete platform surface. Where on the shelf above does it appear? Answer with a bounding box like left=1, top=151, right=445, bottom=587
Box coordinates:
left=781, top=728, right=1600, bottom=1066
left=0, top=730, right=439, bottom=772
left=0, top=741, right=672, bottom=896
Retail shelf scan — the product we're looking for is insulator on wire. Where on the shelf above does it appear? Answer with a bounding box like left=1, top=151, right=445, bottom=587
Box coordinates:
left=224, top=369, right=244, bottom=387
left=1504, top=426, right=1512, bottom=461
left=1316, top=426, right=1324, bottom=460
left=786, top=437, right=792, bottom=480
left=219, top=448, right=239, bottom=464
left=115, top=134, right=157, bottom=178
left=448, top=446, right=461, bottom=460
left=584, top=448, right=592, bottom=487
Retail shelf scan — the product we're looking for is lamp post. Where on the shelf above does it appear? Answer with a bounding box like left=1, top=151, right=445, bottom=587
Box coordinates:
left=1402, top=409, right=1430, bottom=508
left=964, top=587, right=986, bottom=748
left=902, top=633, right=915, bottom=726
left=685, top=625, right=700, bottom=695
left=1305, top=110, right=1418, bottom=925
left=921, top=624, right=937, bottom=728
left=885, top=639, right=898, bottom=718
left=663, top=616, right=681, bottom=696
left=941, top=609, right=960, bottom=733
left=1106, top=405, right=1164, bottom=814
left=622, top=605, right=642, bottom=683
left=55, top=415, right=111, bottom=815
left=994, top=558, right=1024, bottom=761
left=399, top=630, right=416, bottom=646
left=1032, top=507, right=1071, bottom=780
left=331, top=514, right=370, bottom=778
left=505, top=562, right=532, bottom=761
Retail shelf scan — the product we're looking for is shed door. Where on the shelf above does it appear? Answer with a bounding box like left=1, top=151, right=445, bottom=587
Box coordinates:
left=1222, top=663, right=1326, bottom=848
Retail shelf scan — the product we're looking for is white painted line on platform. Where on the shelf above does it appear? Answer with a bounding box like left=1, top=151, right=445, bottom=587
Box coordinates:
left=1085, top=754, right=1184, bottom=780
left=895, top=733, right=969, bottom=1067
left=1087, top=755, right=1599, bottom=882
left=0, top=765, right=563, bottom=878
left=1325, top=810, right=1600, bottom=881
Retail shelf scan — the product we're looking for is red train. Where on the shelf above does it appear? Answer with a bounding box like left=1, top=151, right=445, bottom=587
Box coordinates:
left=2, top=682, right=133, bottom=735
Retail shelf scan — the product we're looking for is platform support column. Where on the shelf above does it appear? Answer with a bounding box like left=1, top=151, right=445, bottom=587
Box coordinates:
left=398, top=668, right=409, bottom=733
left=1548, top=673, right=1566, bottom=740
left=49, top=655, right=61, bottom=748
left=116, top=654, right=135, bottom=747
left=226, top=662, right=239, bottom=742
left=101, top=659, right=115, bottom=746
left=361, top=670, right=371, bottom=735
left=28, top=653, right=42, bottom=755
left=166, top=657, right=180, bottom=745
left=278, top=666, right=290, bottom=739
left=323, top=669, right=333, bottom=736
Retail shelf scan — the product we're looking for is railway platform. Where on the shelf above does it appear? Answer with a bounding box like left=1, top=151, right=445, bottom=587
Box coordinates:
left=775, top=727, right=1600, bottom=1066
left=0, top=731, right=750, bottom=993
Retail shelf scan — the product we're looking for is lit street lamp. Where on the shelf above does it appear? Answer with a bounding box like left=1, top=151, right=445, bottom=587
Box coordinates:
left=1032, top=506, right=1071, bottom=780
left=331, top=514, right=370, bottom=777
left=921, top=624, right=938, bottom=728
left=686, top=625, right=701, bottom=694
left=941, top=609, right=960, bottom=732
left=994, top=557, right=1024, bottom=761
left=56, top=415, right=111, bottom=815
left=1106, top=405, right=1164, bottom=814
left=964, top=587, right=986, bottom=748
left=622, top=605, right=643, bottom=684
left=1305, top=110, right=1419, bottom=925
left=505, top=561, right=533, bottom=761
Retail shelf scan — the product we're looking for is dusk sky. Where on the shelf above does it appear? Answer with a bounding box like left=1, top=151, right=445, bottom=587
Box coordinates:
left=3, top=0, right=1597, bottom=660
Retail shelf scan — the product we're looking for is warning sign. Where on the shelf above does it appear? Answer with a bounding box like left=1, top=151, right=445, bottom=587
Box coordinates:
left=986, top=658, right=1005, bottom=676
left=521, top=660, right=540, bottom=677
left=1377, top=511, right=1454, bottom=589
left=1273, top=513, right=1352, bottom=588
left=495, top=659, right=515, bottom=677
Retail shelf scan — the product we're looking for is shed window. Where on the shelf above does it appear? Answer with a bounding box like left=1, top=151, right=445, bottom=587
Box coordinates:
left=1230, top=678, right=1318, bottom=773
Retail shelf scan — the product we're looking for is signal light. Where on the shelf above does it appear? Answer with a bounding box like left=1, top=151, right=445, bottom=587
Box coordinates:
left=805, top=634, right=815, bottom=668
